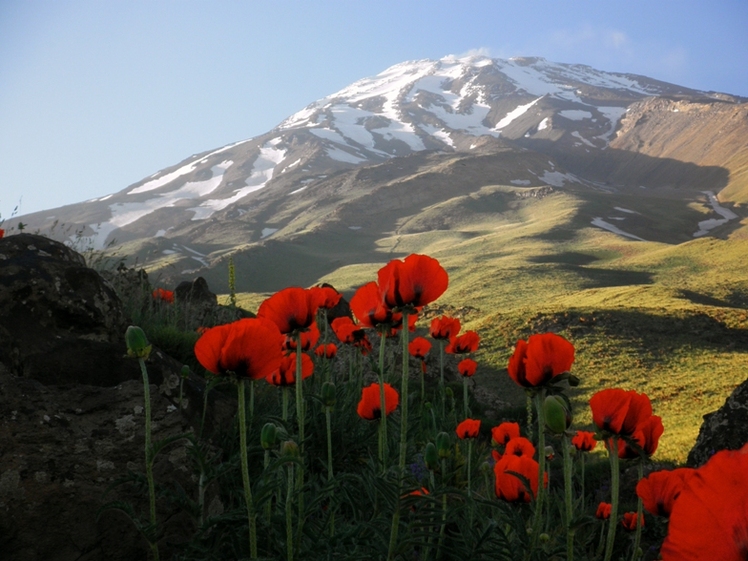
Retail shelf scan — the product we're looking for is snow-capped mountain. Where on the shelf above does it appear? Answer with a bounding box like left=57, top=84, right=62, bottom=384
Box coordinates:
left=9, top=55, right=747, bottom=290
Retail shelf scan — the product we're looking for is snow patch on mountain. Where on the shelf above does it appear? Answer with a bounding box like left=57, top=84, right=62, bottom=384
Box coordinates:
left=495, top=97, right=542, bottom=130
left=591, top=218, right=645, bottom=241
left=535, top=170, right=578, bottom=187
left=693, top=191, right=739, bottom=237
left=559, top=110, right=592, bottom=121
left=595, top=106, right=627, bottom=142
left=189, top=141, right=286, bottom=219
left=326, top=146, right=367, bottom=164
left=88, top=161, right=234, bottom=248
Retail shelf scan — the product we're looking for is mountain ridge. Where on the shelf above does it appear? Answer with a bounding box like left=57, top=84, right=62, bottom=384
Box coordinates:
left=4, top=54, right=746, bottom=292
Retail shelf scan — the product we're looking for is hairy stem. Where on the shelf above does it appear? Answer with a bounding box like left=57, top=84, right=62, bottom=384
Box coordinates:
left=237, top=380, right=257, bottom=558
left=604, top=437, right=620, bottom=561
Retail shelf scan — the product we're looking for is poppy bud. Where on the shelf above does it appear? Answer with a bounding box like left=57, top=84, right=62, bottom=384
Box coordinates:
left=568, top=374, right=580, bottom=387
left=545, top=445, right=556, bottom=462
left=445, top=387, right=454, bottom=399
left=539, top=533, right=550, bottom=543
left=436, top=432, right=451, bottom=458
left=261, top=423, right=278, bottom=450
left=280, top=440, right=299, bottom=460
left=180, top=365, right=190, bottom=379
left=424, top=442, right=438, bottom=470
left=321, top=382, right=336, bottom=407
left=125, top=325, right=151, bottom=359
left=544, top=395, right=572, bottom=434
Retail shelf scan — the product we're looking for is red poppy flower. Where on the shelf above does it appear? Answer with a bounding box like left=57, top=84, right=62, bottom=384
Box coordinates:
left=494, top=454, right=545, bottom=503
left=283, top=321, right=320, bottom=351
left=621, top=512, right=644, bottom=531
left=596, top=502, right=612, bottom=520
left=636, top=468, right=695, bottom=518
left=504, top=437, right=536, bottom=458
left=266, top=352, right=314, bottom=386
left=491, top=449, right=501, bottom=463
left=661, top=445, right=748, bottom=561
left=456, top=418, right=481, bottom=439
left=314, top=343, right=337, bottom=359
left=0, top=228, right=5, bottom=239
left=590, top=389, right=653, bottom=437
left=407, top=487, right=429, bottom=497
left=445, top=331, right=480, bottom=354
left=507, top=332, right=574, bottom=388
left=357, top=383, right=399, bottom=420
left=350, top=281, right=397, bottom=329
left=152, top=288, right=174, bottom=303
left=310, top=285, right=342, bottom=309
left=491, top=422, right=520, bottom=446
left=430, top=316, right=461, bottom=340
left=408, top=337, right=432, bottom=360
left=194, top=318, right=284, bottom=380
left=616, top=415, right=664, bottom=459
left=572, top=430, right=598, bottom=452
left=457, top=358, right=478, bottom=377
left=377, top=253, right=448, bottom=310
left=331, top=317, right=366, bottom=344
left=257, top=287, right=319, bottom=335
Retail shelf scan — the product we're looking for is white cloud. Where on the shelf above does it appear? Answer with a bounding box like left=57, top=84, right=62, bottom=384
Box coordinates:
left=452, top=47, right=493, bottom=58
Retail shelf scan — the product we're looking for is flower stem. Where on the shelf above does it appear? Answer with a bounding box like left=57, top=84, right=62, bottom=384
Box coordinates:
left=378, top=330, right=388, bottom=467
left=631, top=461, right=644, bottom=561
left=295, top=336, right=305, bottom=524
left=325, top=405, right=335, bottom=537
left=398, top=311, right=410, bottom=470
left=463, top=376, right=469, bottom=419
left=531, top=391, right=547, bottom=547
left=286, top=462, right=294, bottom=561
left=563, top=434, right=574, bottom=561
left=437, top=458, right=448, bottom=559
left=526, top=394, right=534, bottom=442
left=388, top=310, right=411, bottom=561
left=604, top=436, right=620, bottom=561
left=439, top=341, right=445, bottom=418
left=139, top=358, right=160, bottom=561
left=237, top=380, right=257, bottom=558
left=580, top=452, right=586, bottom=511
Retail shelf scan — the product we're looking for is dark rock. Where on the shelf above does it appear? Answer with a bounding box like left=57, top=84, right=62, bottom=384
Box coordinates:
left=319, top=282, right=351, bottom=325
left=0, top=234, right=237, bottom=560
left=0, top=360, right=227, bottom=561
left=175, top=276, right=216, bottom=306
left=174, top=276, right=252, bottom=330
left=687, top=376, right=748, bottom=466
left=0, top=234, right=133, bottom=386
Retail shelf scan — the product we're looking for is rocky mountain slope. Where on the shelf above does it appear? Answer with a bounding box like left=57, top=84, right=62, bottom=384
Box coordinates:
left=5, top=55, right=747, bottom=292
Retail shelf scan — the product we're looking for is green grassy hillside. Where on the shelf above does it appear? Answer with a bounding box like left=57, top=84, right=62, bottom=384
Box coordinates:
left=224, top=184, right=748, bottom=463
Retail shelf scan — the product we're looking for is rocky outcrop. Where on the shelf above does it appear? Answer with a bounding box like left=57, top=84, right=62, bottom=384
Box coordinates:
left=0, top=234, right=134, bottom=386
left=174, top=276, right=252, bottom=330
left=0, top=234, right=235, bottom=560
left=687, top=377, right=748, bottom=467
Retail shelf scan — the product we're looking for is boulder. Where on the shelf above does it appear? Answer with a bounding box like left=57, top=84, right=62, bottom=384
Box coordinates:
left=0, top=234, right=236, bottom=560
left=0, top=234, right=134, bottom=386
left=687, top=377, right=748, bottom=466
left=174, top=276, right=252, bottom=330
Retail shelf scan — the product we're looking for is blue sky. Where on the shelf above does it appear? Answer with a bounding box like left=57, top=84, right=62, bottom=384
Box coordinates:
left=1, top=0, right=747, bottom=218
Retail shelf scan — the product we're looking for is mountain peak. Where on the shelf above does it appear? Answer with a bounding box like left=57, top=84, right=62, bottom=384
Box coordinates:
left=7, top=55, right=743, bottom=261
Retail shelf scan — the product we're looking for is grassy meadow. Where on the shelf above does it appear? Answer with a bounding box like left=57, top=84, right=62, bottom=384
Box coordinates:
left=223, top=184, right=748, bottom=463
